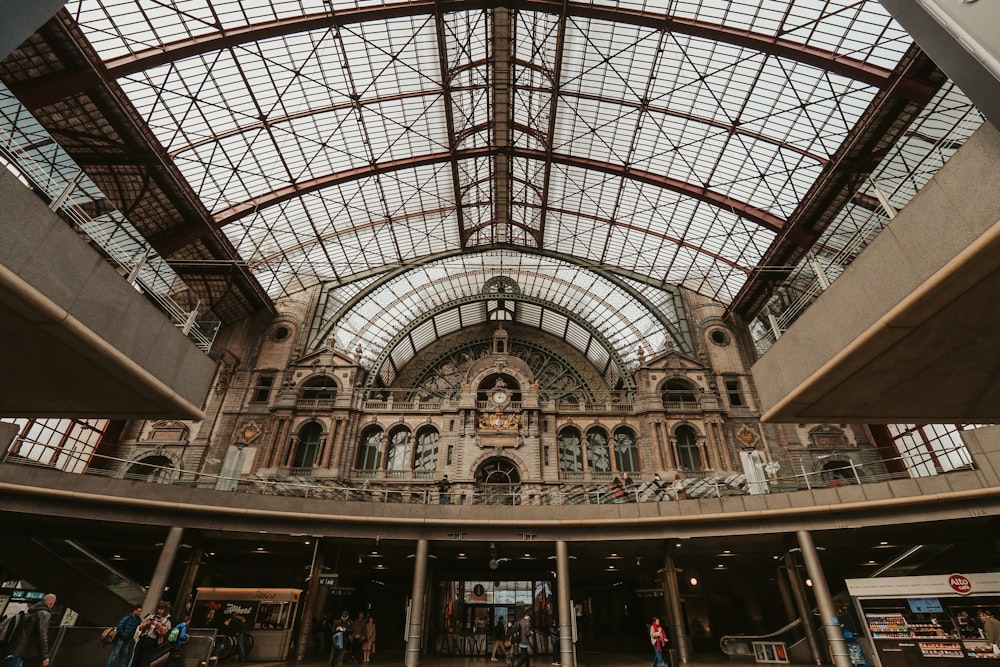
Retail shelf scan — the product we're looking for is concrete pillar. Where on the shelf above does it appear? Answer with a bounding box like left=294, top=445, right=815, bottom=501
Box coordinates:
left=404, top=539, right=429, bottom=667
left=1, top=0, right=67, bottom=59
left=797, top=531, right=851, bottom=667
left=555, top=540, right=575, bottom=667
left=173, top=542, right=203, bottom=618
left=296, top=539, right=327, bottom=661
left=775, top=565, right=797, bottom=624
left=143, top=526, right=183, bottom=614
left=663, top=548, right=690, bottom=663
left=785, top=547, right=823, bottom=665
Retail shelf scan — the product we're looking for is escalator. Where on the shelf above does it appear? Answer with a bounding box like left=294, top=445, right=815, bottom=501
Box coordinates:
left=0, top=537, right=145, bottom=623
left=719, top=617, right=814, bottom=663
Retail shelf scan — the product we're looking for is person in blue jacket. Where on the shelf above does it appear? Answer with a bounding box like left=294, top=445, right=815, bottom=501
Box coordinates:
left=107, top=606, right=143, bottom=667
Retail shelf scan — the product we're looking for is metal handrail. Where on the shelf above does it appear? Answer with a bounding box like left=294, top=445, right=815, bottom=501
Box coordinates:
left=0, top=86, right=219, bottom=353
left=0, top=434, right=977, bottom=508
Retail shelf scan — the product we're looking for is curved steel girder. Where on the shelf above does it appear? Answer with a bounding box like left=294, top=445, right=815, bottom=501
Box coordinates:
left=86, top=0, right=902, bottom=91
left=211, top=147, right=804, bottom=243
left=165, top=85, right=824, bottom=178
left=357, top=292, right=638, bottom=391
left=314, top=246, right=690, bottom=354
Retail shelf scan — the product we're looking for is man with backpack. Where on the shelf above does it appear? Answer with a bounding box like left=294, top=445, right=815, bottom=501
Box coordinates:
left=0, top=593, right=56, bottom=667
left=106, top=606, right=142, bottom=667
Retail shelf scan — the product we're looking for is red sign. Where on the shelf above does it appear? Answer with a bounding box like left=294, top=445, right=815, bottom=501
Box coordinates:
left=949, top=574, right=972, bottom=595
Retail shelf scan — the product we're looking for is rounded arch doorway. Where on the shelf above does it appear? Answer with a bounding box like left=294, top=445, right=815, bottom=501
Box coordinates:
left=474, top=457, right=521, bottom=505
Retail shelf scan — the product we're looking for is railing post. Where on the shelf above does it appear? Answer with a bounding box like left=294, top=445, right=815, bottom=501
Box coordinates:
left=850, top=460, right=861, bottom=485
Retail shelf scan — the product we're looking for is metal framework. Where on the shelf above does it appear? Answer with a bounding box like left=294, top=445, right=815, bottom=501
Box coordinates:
left=0, top=0, right=952, bottom=362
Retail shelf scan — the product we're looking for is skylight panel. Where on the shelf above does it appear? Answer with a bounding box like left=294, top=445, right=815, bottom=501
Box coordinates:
left=434, top=309, right=462, bottom=337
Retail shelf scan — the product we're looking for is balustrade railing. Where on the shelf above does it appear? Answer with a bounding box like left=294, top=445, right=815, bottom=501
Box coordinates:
left=0, top=436, right=977, bottom=508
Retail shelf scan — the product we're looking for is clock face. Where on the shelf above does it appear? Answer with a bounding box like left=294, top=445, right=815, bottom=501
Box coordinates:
left=492, top=389, right=509, bottom=405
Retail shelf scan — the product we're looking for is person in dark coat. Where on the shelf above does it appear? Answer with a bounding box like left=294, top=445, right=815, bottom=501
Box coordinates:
left=1, top=593, right=56, bottom=667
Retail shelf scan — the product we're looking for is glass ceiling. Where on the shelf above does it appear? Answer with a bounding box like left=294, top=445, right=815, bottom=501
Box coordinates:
left=312, top=250, right=686, bottom=384
left=63, top=0, right=916, bottom=365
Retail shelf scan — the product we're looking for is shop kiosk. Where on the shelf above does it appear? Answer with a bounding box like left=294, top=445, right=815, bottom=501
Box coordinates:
left=192, top=587, right=301, bottom=661
left=846, top=573, right=1000, bottom=667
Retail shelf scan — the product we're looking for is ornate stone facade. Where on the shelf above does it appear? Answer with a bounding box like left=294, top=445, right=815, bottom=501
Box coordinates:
left=112, top=285, right=884, bottom=496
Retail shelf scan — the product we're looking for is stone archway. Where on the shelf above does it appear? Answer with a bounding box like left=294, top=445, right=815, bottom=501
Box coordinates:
left=474, top=457, right=521, bottom=505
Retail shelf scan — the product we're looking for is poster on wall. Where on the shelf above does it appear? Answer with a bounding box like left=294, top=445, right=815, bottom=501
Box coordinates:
left=752, top=641, right=790, bottom=664
left=192, top=598, right=259, bottom=635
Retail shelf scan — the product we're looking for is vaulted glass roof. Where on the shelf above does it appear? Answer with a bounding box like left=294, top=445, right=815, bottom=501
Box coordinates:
left=63, top=0, right=916, bottom=316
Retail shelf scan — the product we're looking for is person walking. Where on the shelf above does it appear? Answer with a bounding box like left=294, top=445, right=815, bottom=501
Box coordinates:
left=0, top=593, right=56, bottom=667
left=350, top=611, right=366, bottom=663
left=490, top=617, right=506, bottom=661
left=224, top=612, right=247, bottom=662
left=548, top=619, right=560, bottom=665
left=515, top=612, right=533, bottom=667
left=330, top=610, right=351, bottom=667
left=437, top=475, right=452, bottom=504
left=130, top=601, right=172, bottom=667
left=106, top=606, right=142, bottom=667
left=361, top=614, right=376, bottom=662
left=649, top=616, right=667, bottom=667
left=503, top=619, right=517, bottom=667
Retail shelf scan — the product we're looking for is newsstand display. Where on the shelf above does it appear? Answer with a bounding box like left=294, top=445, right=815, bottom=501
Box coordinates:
left=846, top=573, right=1000, bottom=667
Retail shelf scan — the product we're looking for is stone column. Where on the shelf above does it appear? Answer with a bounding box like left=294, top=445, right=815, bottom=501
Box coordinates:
left=331, top=417, right=350, bottom=471
left=797, top=531, right=851, bottom=667
left=556, top=540, right=575, bottom=667
left=404, top=539, right=430, bottom=667
left=142, top=526, right=183, bottom=613
left=296, top=539, right=327, bottom=661
left=173, top=542, right=203, bottom=618
left=775, top=565, right=797, bottom=624
left=785, top=547, right=823, bottom=665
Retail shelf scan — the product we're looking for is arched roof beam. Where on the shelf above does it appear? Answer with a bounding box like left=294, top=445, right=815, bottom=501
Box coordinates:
left=94, top=2, right=904, bottom=90
left=359, top=292, right=637, bottom=390
left=210, top=147, right=807, bottom=244
left=314, top=249, right=689, bottom=353
left=23, top=0, right=936, bottom=112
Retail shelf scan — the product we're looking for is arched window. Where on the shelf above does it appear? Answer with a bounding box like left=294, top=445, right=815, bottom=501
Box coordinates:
left=662, top=379, right=698, bottom=408
left=356, top=427, right=383, bottom=470
left=386, top=428, right=413, bottom=471
left=124, top=456, right=174, bottom=483
left=474, top=457, right=521, bottom=505
left=614, top=427, right=639, bottom=472
left=414, top=429, right=439, bottom=470
left=558, top=427, right=583, bottom=472
left=292, top=422, right=322, bottom=468
left=587, top=428, right=611, bottom=473
left=675, top=425, right=702, bottom=471
left=300, top=376, right=338, bottom=402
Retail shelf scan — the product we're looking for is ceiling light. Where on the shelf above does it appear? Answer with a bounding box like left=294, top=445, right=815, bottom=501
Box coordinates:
left=688, top=577, right=699, bottom=586
left=805, top=579, right=813, bottom=587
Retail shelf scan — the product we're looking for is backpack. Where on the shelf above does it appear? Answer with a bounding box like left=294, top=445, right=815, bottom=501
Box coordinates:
left=0, top=612, right=22, bottom=648
left=167, top=623, right=187, bottom=645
